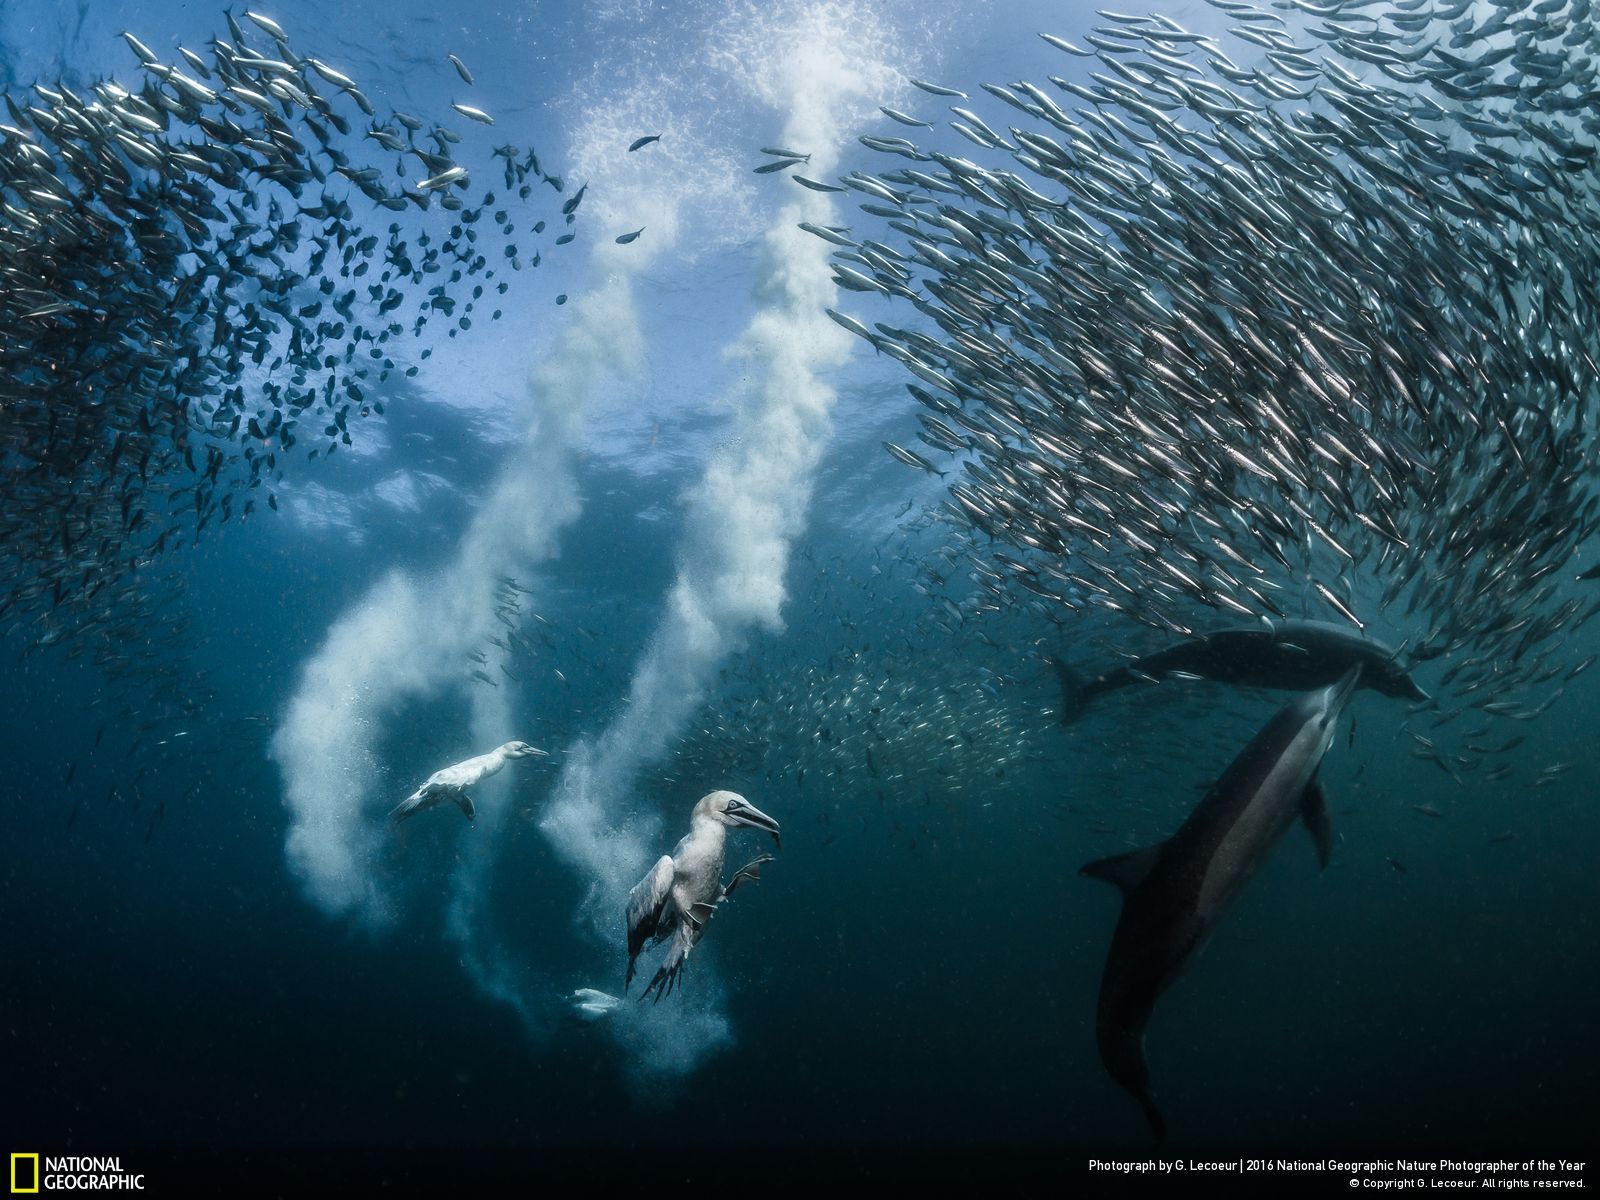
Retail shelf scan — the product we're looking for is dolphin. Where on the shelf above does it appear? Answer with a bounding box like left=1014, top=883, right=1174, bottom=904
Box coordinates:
left=1051, top=618, right=1425, bottom=723
left=1081, top=666, right=1362, bottom=1140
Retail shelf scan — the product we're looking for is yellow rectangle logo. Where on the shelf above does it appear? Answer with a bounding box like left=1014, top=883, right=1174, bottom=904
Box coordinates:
left=9, top=1153, right=39, bottom=1194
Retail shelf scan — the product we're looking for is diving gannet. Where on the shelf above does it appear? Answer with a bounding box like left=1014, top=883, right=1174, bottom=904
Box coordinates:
left=389, top=740, right=547, bottom=823
left=568, top=988, right=622, bottom=1021
left=625, top=791, right=780, bottom=1002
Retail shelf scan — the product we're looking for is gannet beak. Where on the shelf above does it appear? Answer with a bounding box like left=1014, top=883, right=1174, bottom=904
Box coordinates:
left=727, top=800, right=781, bottom=848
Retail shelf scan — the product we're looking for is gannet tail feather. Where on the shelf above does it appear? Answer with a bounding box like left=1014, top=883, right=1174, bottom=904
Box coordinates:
left=389, top=789, right=428, bottom=824
left=642, top=920, right=696, bottom=1003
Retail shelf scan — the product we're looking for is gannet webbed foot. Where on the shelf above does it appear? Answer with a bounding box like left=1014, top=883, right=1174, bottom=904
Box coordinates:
left=722, top=854, right=774, bottom=899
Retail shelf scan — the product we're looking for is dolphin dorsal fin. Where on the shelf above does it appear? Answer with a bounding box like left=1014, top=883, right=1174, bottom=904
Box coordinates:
left=1080, top=843, right=1164, bottom=893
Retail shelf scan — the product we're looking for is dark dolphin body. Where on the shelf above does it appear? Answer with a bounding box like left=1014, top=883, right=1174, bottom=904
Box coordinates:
left=1052, top=619, right=1426, bottom=723
left=1081, top=667, right=1361, bottom=1140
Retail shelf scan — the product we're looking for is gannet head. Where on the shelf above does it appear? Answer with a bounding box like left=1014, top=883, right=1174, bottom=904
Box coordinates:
left=694, top=790, right=781, bottom=848
left=500, top=740, right=548, bottom=759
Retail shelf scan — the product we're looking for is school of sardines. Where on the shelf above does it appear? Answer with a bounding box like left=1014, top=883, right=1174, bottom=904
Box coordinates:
left=800, top=0, right=1600, bottom=742
left=0, top=8, right=573, bottom=686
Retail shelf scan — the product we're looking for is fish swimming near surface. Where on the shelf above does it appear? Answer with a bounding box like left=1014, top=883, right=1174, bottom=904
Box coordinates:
left=625, top=791, right=779, bottom=1001
left=1082, top=666, right=1362, bottom=1140
left=0, top=10, right=568, bottom=701
left=1051, top=620, right=1427, bottom=723
left=817, top=0, right=1600, bottom=732
left=792, top=174, right=846, bottom=192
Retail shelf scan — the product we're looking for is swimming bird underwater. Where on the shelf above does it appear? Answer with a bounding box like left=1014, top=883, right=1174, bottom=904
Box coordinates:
left=389, top=741, right=547, bottom=823
left=1051, top=620, right=1426, bottom=724
left=1082, top=666, right=1362, bottom=1140
left=567, top=988, right=622, bottom=1022
left=625, top=791, right=780, bottom=1002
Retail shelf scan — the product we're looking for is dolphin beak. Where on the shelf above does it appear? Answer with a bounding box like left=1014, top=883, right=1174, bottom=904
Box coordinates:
left=1325, top=664, right=1363, bottom=720
left=730, top=801, right=781, bottom=848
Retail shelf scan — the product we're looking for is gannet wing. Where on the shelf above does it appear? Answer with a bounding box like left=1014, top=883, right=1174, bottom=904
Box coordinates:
left=626, top=855, right=676, bottom=988
left=723, top=854, right=774, bottom=899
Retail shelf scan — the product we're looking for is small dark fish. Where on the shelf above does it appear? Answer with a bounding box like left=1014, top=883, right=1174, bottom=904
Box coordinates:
left=628, top=134, right=661, bottom=152
left=615, top=228, right=644, bottom=245
left=793, top=175, right=846, bottom=193
left=754, top=158, right=804, bottom=174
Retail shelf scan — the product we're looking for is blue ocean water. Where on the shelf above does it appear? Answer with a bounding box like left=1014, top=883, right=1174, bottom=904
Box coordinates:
left=2, top=0, right=1595, bottom=1191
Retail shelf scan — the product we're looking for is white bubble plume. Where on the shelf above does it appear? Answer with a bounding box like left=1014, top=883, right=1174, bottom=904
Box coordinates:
left=541, top=0, right=905, bottom=1077
left=270, top=0, right=765, bottom=1065
left=271, top=256, right=641, bottom=924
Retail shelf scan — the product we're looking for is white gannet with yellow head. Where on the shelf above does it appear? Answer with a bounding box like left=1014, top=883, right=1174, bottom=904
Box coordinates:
left=625, top=790, right=780, bottom=1001
left=389, top=740, right=547, bottom=823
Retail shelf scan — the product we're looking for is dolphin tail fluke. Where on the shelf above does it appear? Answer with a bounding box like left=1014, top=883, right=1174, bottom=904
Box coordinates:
left=1139, top=1093, right=1167, bottom=1144
left=1050, top=655, right=1091, bottom=724
left=1100, top=1019, right=1165, bottom=1142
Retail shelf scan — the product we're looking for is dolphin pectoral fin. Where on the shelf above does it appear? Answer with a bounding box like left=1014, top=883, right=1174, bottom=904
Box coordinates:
left=454, top=790, right=475, bottom=820
left=1080, top=843, right=1164, bottom=893
left=1300, top=776, right=1334, bottom=868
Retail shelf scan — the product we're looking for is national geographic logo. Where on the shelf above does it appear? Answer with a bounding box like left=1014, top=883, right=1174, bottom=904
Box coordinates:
left=8, top=1156, right=37, bottom=1194
left=9, top=1156, right=144, bottom=1192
